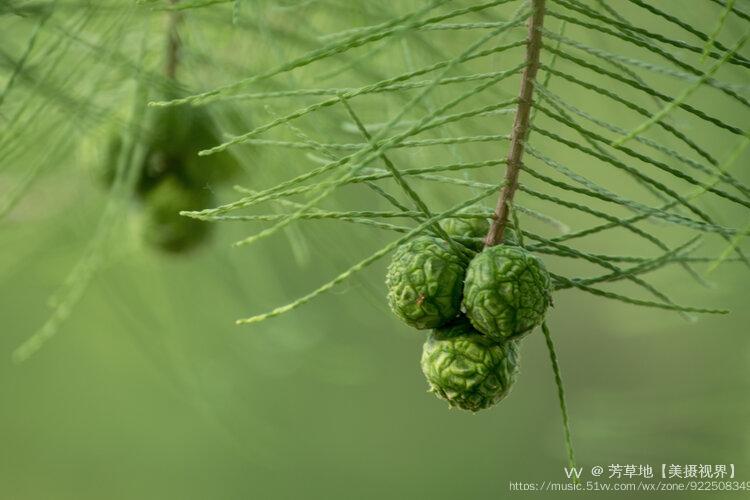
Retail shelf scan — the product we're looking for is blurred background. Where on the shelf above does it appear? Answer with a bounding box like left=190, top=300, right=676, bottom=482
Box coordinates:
left=1, top=1, right=749, bottom=499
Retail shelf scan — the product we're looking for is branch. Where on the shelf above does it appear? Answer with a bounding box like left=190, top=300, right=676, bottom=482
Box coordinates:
left=485, top=0, right=545, bottom=246
left=166, top=0, right=182, bottom=79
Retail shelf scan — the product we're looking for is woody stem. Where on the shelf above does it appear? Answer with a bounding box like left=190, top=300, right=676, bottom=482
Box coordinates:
left=165, top=0, right=181, bottom=79
left=485, top=0, right=545, bottom=247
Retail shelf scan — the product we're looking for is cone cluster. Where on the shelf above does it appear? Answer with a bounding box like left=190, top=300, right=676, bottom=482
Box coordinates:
left=100, top=101, right=240, bottom=253
left=385, top=211, right=551, bottom=411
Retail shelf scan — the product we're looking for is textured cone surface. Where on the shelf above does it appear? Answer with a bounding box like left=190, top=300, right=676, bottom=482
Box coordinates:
left=441, top=212, right=517, bottom=251
left=421, top=320, right=519, bottom=412
left=386, top=236, right=466, bottom=329
left=142, top=176, right=213, bottom=253
left=463, top=245, right=550, bottom=340
left=441, top=214, right=489, bottom=245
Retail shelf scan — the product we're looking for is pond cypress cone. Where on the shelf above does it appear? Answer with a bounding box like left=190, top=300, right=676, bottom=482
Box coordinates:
left=441, top=214, right=490, bottom=248
left=421, top=319, right=519, bottom=412
left=153, top=103, right=242, bottom=186
left=99, top=104, right=241, bottom=193
left=463, top=245, right=551, bottom=340
left=386, top=236, right=466, bottom=329
left=441, top=211, right=518, bottom=251
left=141, top=176, right=213, bottom=253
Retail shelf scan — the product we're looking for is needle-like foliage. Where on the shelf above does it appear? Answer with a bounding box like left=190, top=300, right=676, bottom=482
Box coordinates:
left=2, top=0, right=749, bottom=472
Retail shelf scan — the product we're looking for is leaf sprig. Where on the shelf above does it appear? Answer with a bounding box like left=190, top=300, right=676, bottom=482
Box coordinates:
left=4, top=0, right=749, bottom=477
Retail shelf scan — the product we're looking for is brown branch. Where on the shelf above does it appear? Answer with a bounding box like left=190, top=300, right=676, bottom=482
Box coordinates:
left=165, top=0, right=182, bottom=79
left=485, top=0, right=546, bottom=247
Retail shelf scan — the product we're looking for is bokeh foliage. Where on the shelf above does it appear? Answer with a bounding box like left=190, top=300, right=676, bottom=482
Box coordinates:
left=1, top=1, right=749, bottom=499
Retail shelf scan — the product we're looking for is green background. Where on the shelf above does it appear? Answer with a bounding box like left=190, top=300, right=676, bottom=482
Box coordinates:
left=1, top=1, right=749, bottom=498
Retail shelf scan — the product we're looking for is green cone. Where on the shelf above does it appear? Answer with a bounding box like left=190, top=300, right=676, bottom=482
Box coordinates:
left=463, top=245, right=551, bottom=340
left=99, top=104, right=241, bottom=194
left=440, top=209, right=517, bottom=251
left=421, top=319, right=520, bottom=412
left=141, top=176, right=213, bottom=253
left=386, top=236, right=466, bottom=329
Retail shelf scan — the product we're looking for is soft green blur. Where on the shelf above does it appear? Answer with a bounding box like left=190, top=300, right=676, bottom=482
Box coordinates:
left=1, top=1, right=749, bottom=499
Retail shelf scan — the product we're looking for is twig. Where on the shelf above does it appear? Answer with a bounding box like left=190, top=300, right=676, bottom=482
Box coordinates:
left=485, top=0, right=545, bottom=246
left=166, top=0, right=182, bottom=79
left=542, top=322, right=578, bottom=481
